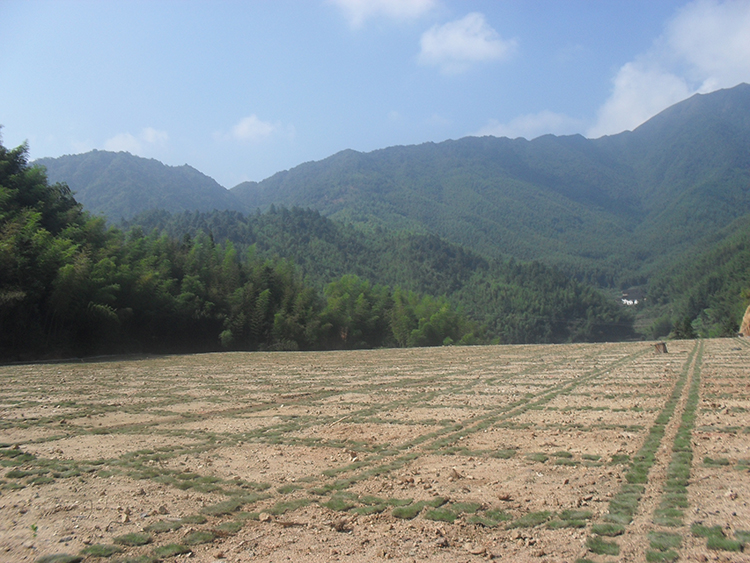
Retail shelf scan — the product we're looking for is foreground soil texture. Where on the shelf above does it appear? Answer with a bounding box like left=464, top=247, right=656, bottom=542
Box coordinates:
left=1, top=339, right=749, bottom=563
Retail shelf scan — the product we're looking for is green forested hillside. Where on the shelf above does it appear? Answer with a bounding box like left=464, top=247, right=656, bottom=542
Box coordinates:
left=231, top=136, right=638, bottom=284
left=35, top=85, right=750, bottom=291
left=35, top=150, right=239, bottom=220
left=124, top=207, right=635, bottom=344
left=230, top=84, right=750, bottom=287
left=29, top=84, right=750, bottom=344
left=1, top=142, right=482, bottom=359
left=647, top=215, right=750, bottom=338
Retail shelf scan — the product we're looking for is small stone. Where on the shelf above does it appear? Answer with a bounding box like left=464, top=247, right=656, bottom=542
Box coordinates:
left=464, top=543, right=486, bottom=555
left=120, top=513, right=130, bottom=523
left=158, top=505, right=169, bottom=514
left=331, top=518, right=350, bottom=532
left=435, top=537, right=449, bottom=548
left=258, top=512, right=272, bottom=522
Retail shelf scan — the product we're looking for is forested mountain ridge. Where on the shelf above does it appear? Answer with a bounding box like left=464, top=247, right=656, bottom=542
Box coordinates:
left=37, top=85, right=750, bottom=288
left=1, top=141, right=635, bottom=360
left=35, top=150, right=238, bottom=220
left=230, top=84, right=750, bottom=285
left=1, top=142, right=488, bottom=359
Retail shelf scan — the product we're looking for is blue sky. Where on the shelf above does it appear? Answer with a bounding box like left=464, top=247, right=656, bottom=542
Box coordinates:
left=2, top=0, right=750, bottom=188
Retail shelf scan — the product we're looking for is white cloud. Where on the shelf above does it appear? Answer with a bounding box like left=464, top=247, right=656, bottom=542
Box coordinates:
left=418, top=12, right=517, bottom=75
left=141, top=127, right=169, bottom=145
left=103, top=127, right=169, bottom=154
left=588, top=64, right=691, bottom=138
left=231, top=115, right=279, bottom=142
left=104, top=132, right=142, bottom=154
left=330, top=0, right=436, bottom=28
left=589, top=0, right=750, bottom=137
left=476, top=111, right=584, bottom=140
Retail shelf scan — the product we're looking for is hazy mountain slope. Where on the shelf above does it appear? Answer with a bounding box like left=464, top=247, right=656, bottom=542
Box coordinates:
left=35, top=150, right=240, bottom=220
left=33, top=84, right=750, bottom=289
left=596, top=83, right=750, bottom=270
left=231, top=135, right=639, bottom=271
left=232, top=84, right=750, bottom=284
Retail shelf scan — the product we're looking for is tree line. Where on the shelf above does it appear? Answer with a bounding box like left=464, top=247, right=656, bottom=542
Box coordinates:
left=0, top=140, right=478, bottom=360
left=125, top=208, right=637, bottom=345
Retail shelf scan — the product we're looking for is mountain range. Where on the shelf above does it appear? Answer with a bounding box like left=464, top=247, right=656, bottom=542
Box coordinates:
left=36, top=84, right=750, bottom=294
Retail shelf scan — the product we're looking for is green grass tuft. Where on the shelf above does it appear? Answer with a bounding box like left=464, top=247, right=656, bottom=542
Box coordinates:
left=179, top=514, right=207, bottom=524
left=691, top=524, right=724, bottom=538
left=79, top=544, right=123, bottom=557
left=35, top=555, right=83, bottom=563
left=508, top=510, right=552, bottom=528
left=548, top=518, right=586, bottom=529
left=703, top=456, right=730, bottom=466
left=144, top=520, right=182, bottom=533
left=183, top=531, right=216, bottom=545
left=646, top=550, right=679, bottom=562
left=450, top=501, right=481, bottom=514
left=268, top=498, right=310, bottom=515
left=591, top=523, right=625, bottom=536
left=706, top=536, right=743, bottom=551
left=586, top=536, right=620, bottom=556
left=213, top=521, right=243, bottom=534
left=559, top=509, right=593, bottom=521
left=392, top=503, right=423, bottom=519
left=653, top=507, right=683, bottom=527
left=113, top=533, right=152, bottom=546
left=648, top=531, right=681, bottom=551
left=424, top=507, right=457, bottom=523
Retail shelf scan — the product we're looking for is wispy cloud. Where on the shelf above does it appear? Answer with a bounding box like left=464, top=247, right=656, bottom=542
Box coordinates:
left=330, top=0, right=436, bottom=28
left=418, top=12, right=517, bottom=75
left=589, top=0, right=750, bottom=137
left=104, top=127, right=169, bottom=154
left=476, top=111, right=584, bottom=140
left=141, top=127, right=169, bottom=145
left=231, top=115, right=279, bottom=142
left=215, top=115, right=294, bottom=145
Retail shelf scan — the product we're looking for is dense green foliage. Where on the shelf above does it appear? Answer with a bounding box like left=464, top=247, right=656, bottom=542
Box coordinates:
left=227, top=85, right=750, bottom=290
left=124, top=207, right=636, bottom=344
left=20, top=86, right=750, bottom=350
left=1, top=141, right=479, bottom=359
left=647, top=216, right=750, bottom=338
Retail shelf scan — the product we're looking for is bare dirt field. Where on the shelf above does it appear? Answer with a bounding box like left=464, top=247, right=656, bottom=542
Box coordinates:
left=1, top=339, right=749, bottom=563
